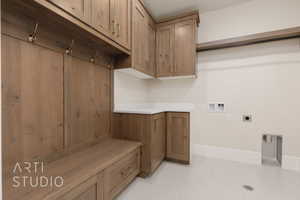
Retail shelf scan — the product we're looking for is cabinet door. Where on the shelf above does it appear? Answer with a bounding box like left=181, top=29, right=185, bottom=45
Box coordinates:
left=146, top=21, right=156, bottom=76
left=56, top=174, right=103, bottom=200
left=156, top=25, right=174, bottom=77
left=166, top=112, right=190, bottom=163
left=112, top=0, right=131, bottom=49
left=48, top=0, right=92, bottom=24
left=174, top=20, right=196, bottom=76
left=132, top=0, right=147, bottom=73
left=151, top=113, right=166, bottom=172
left=91, top=0, right=112, bottom=37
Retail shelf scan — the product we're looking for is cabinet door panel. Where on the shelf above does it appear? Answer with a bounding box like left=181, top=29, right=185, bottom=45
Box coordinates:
left=166, top=113, right=190, bottom=163
left=2, top=36, right=64, bottom=174
left=132, top=0, right=147, bottom=72
left=174, top=20, right=196, bottom=76
left=92, top=0, right=112, bottom=37
left=48, top=0, right=92, bottom=24
left=113, top=0, right=131, bottom=49
left=151, top=113, right=166, bottom=172
left=156, top=25, right=174, bottom=77
left=56, top=174, right=103, bottom=200
left=147, top=22, right=156, bottom=76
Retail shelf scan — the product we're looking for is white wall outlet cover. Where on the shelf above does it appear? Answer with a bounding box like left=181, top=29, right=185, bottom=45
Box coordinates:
left=208, top=104, right=216, bottom=112
left=216, top=103, right=225, bottom=112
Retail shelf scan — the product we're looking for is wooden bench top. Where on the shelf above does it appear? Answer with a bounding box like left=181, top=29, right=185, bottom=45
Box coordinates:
left=4, top=138, right=142, bottom=200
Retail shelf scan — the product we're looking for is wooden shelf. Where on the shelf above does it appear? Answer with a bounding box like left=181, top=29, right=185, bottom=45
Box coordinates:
left=197, top=27, right=300, bottom=52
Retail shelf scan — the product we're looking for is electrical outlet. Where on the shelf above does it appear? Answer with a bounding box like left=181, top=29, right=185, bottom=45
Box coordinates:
left=243, top=115, right=252, bottom=122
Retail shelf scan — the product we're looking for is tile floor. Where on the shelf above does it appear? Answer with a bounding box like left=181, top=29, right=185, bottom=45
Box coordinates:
left=116, top=156, right=300, bottom=200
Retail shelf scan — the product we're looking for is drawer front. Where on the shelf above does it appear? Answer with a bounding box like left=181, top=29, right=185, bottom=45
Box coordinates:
left=104, top=148, right=140, bottom=200
left=55, top=173, right=103, bottom=200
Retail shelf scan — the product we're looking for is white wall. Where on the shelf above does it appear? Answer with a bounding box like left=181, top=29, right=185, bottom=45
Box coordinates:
left=198, top=0, right=300, bottom=43
left=147, top=38, right=300, bottom=160
left=114, top=71, right=150, bottom=105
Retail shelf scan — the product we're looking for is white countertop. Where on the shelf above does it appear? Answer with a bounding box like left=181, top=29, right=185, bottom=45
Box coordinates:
left=114, top=103, right=194, bottom=114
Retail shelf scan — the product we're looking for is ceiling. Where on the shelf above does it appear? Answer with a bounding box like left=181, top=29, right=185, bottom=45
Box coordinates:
left=143, top=0, right=253, bottom=19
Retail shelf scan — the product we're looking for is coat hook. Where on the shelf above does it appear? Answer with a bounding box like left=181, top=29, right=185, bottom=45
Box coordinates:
left=65, top=39, right=75, bottom=55
left=90, top=50, right=98, bottom=63
left=28, top=23, right=39, bottom=43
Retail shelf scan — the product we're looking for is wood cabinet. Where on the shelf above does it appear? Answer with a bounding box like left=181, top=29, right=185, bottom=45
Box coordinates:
left=166, top=112, right=190, bottom=164
left=174, top=20, right=197, bottom=76
left=115, top=0, right=156, bottom=77
left=132, top=0, right=147, bottom=73
left=47, top=0, right=131, bottom=50
left=48, top=0, right=92, bottom=24
left=113, top=113, right=166, bottom=176
left=91, top=0, right=111, bottom=37
left=156, top=13, right=199, bottom=78
left=151, top=113, right=166, bottom=171
left=56, top=174, right=104, bottom=200
left=146, top=19, right=157, bottom=76
left=112, top=0, right=131, bottom=49
left=104, top=148, right=140, bottom=200
left=156, top=25, right=174, bottom=77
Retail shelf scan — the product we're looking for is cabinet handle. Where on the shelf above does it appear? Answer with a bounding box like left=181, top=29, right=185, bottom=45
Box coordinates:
left=112, top=20, right=116, bottom=35
left=117, top=23, right=120, bottom=37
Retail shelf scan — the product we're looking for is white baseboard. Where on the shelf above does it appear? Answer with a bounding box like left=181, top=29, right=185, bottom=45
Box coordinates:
left=192, top=144, right=300, bottom=172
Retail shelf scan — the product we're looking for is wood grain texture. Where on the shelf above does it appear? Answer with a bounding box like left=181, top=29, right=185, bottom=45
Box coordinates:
left=166, top=112, right=190, bottom=163
left=48, top=0, right=92, bottom=25
left=113, top=113, right=166, bottom=176
left=2, top=35, right=64, bottom=175
left=112, top=0, right=131, bottom=50
left=4, top=139, right=141, bottom=200
left=91, top=0, right=112, bottom=38
left=5, top=0, right=130, bottom=54
left=104, top=148, right=140, bottom=200
left=64, top=55, right=111, bottom=149
left=174, top=19, right=196, bottom=76
left=56, top=173, right=103, bottom=200
left=156, top=24, right=174, bottom=77
left=150, top=113, right=166, bottom=172
left=197, top=26, right=300, bottom=52
left=146, top=17, right=156, bottom=76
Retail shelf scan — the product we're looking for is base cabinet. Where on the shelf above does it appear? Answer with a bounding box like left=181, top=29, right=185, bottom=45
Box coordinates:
left=56, top=174, right=103, bottom=200
left=166, top=112, right=190, bottom=164
left=104, top=149, right=140, bottom=200
left=113, top=113, right=166, bottom=176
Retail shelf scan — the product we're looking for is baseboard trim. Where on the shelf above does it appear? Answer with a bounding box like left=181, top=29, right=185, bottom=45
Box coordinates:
left=192, top=144, right=300, bottom=172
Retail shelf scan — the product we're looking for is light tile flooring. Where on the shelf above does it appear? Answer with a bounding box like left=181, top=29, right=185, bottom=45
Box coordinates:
left=116, top=156, right=300, bottom=200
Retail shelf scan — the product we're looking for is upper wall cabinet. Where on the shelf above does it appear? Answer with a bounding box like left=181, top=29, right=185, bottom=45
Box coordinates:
left=46, top=0, right=131, bottom=52
left=49, top=0, right=92, bottom=24
left=91, top=0, right=111, bottom=37
left=112, top=0, right=131, bottom=50
left=156, top=13, right=199, bottom=78
left=156, top=24, right=174, bottom=77
left=115, top=0, right=156, bottom=78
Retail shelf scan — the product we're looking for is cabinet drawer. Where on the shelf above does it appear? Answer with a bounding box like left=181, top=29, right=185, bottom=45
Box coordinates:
left=55, top=173, right=103, bottom=200
left=104, top=148, right=140, bottom=200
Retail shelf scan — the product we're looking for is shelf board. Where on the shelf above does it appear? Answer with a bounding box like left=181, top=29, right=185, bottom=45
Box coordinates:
left=197, top=26, right=300, bottom=52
